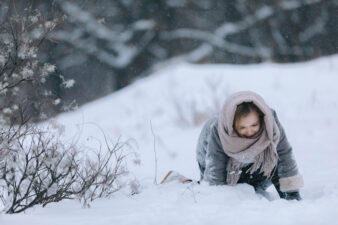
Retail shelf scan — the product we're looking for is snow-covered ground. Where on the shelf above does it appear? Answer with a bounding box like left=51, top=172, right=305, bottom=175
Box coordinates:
left=1, top=55, right=338, bottom=225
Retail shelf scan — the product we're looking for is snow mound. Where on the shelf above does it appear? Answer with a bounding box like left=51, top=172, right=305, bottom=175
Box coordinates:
left=2, top=55, right=338, bottom=225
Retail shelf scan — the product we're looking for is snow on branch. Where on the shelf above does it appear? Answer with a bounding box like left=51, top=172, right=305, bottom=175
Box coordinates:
left=0, top=121, right=128, bottom=214
left=215, top=6, right=274, bottom=38
left=160, top=0, right=327, bottom=62
left=53, top=0, right=156, bottom=69
left=159, top=5, right=274, bottom=60
left=298, top=7, right=329, bottom=42
left=58, top=2, right=127, bottom=43
left=279, top=0, right=323, bottom=10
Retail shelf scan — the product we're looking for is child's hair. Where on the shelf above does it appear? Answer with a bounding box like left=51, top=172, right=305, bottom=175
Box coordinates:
left=233, top=102, right=264, bottom=127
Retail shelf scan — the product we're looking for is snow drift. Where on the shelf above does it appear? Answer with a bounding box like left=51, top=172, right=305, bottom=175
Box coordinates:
left=1, top=55, right=338, bottom=225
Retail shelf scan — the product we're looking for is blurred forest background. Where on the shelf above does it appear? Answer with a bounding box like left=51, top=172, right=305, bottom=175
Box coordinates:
left=0, top=0, right=337, bottom=122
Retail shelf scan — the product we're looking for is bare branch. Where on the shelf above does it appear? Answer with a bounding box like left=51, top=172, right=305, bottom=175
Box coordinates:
left=0, top=122, right=128, bottom=214
left=52, top=0, right=156, bottom=69
left=160, top=0, right=326, bottom=62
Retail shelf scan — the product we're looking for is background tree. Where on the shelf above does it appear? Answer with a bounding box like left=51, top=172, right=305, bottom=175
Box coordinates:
left=1, top=0, right=337, bottom=118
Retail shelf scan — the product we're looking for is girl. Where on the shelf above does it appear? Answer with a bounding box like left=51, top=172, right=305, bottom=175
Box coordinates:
left=196, top=91, right=303, bottom=200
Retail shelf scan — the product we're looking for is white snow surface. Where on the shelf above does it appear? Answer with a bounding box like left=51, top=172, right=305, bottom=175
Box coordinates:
left=1, top=55, right=338, bottom=224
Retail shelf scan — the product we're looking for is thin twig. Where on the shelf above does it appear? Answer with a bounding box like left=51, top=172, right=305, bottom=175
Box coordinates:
left=182, top=184, right=197, bottom=203
left=149, top=120, right=158, bottom=185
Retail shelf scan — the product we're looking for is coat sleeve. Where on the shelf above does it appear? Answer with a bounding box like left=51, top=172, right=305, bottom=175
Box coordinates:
left=273, top=110, right=304, bottom=192
left=203, top=119, right=229, bottom=185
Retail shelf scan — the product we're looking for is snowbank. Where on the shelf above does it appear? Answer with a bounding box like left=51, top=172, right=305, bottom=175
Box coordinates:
left=1, top=55, right=338, bottom=225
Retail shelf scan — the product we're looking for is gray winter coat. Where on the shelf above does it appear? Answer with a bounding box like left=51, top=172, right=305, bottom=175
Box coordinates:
left=196, top=109, right=304, bottom=192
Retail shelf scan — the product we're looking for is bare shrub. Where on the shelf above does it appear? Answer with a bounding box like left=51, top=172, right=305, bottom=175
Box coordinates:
left=0, top=122, right=127, bottom=214
left=171, top=76, right=230, bottom=127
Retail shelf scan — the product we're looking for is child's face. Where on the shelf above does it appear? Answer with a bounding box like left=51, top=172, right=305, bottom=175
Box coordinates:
left=234, top=111, right=261, bottom=138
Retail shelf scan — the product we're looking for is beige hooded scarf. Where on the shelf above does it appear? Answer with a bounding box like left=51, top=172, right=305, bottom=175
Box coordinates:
left=217, top=91, right=280, bottom=186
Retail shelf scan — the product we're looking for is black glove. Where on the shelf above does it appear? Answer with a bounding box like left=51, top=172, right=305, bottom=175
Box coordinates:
left=278, top=191, right=302, bottom=201
left=284, top=191, right=302, bottom=201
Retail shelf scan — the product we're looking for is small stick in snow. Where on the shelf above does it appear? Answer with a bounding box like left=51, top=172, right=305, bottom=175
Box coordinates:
left=150, top=120, right=158, bottom=185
